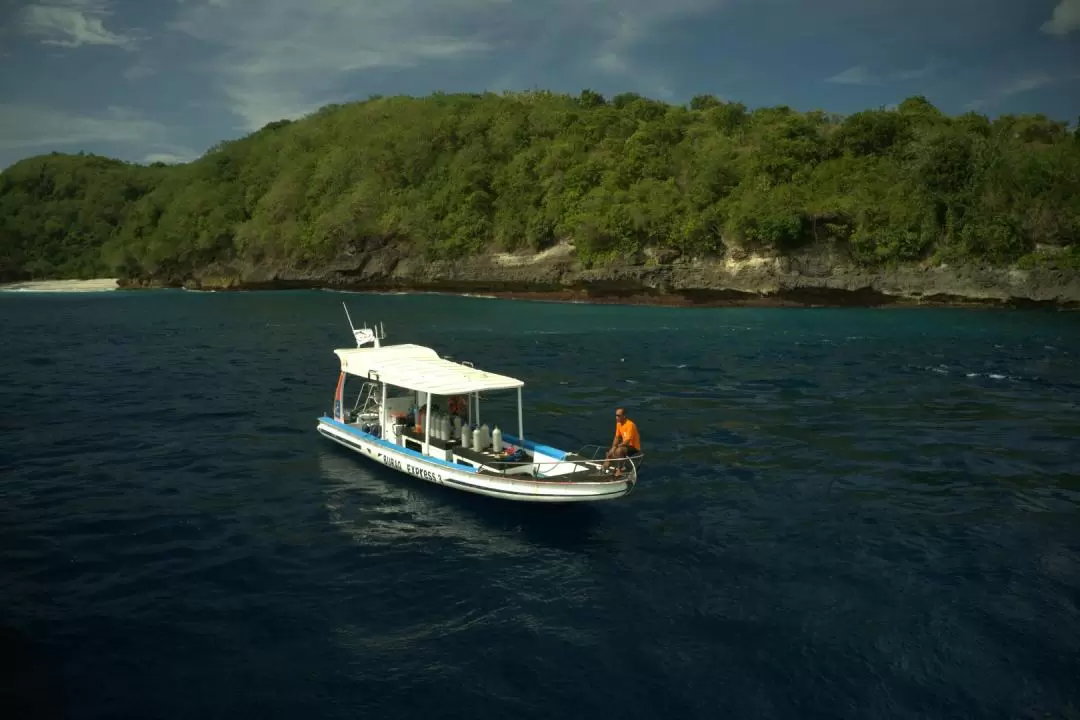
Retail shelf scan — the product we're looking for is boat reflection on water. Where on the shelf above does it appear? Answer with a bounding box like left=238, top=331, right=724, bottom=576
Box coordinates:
left=317, top=447, right=602, bottom=552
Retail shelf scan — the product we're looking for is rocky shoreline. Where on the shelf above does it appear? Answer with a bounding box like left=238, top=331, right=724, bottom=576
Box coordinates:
left=115, top=241, right=1080, bottom=310
left=0, top=278, right=119, bottom=292
left=120, top=279, right=1077, bottom=309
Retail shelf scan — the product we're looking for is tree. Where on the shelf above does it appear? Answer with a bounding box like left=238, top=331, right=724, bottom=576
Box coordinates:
left=1, top=89, right=1077, bottom=281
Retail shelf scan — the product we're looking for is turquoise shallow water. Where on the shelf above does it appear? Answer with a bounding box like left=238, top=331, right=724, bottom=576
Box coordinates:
left=1, top=291, right=1079, bottom=720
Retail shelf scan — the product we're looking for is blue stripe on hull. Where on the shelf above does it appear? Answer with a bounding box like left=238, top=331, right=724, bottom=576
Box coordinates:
left=316, top=418, right=629, bottom=502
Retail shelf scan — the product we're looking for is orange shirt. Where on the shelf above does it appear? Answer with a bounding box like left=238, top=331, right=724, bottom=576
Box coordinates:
left=614, top=419, right=641, bottom=450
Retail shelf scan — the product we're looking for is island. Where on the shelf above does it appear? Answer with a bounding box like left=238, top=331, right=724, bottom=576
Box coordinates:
left=2, top=90, right=1078, bottom=307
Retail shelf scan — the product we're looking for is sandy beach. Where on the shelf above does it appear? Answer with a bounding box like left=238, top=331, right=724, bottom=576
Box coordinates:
left=0, top=278, right=119, bottom=292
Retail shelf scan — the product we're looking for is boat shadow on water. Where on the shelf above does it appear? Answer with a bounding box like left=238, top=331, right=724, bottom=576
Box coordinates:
left=317, top=447, right=604, bottom=552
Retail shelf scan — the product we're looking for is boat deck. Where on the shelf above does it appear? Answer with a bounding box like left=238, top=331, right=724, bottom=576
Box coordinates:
left=400, top=427, right=453, bottom=452
left=397, top=427, right=617, bottom=482
left=453, top=445, right=533, bottom=470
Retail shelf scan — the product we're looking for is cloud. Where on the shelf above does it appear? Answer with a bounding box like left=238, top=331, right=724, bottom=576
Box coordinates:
left=143, top=152, right=197, bottom=165
left=0, top=104, right=197, bottom=163
left=966, top=71, right=1074, bottom=111
left=825, top=65, right=877, bottom=85
left=123, top=61, right=156, bottom=81
left=167, top=0, right=717, bottom=130
left=19, top=0, right=135, bottom=48
left=825, top=60, right=937, bottom=85
left=0, top=104, right=159, bottom=151
left=891, top=64, right=935, bottom=82
left=585, top=0, right=718, bottom=92
left=169, top=0, right=505, bottom=131
left=999, top=72, right=1056, bottom=96
left=1041, top=0, right=1080, bottom=35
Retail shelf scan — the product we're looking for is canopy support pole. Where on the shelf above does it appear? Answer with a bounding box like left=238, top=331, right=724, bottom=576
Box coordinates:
left=517, top=387, right=523, bottom=441
left=424, top=401, right=431, bottom=455
left=380, top=381, right=387, bottom=440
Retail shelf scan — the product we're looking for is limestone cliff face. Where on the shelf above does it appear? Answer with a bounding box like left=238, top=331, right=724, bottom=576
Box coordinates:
left=124, top=240, right=1080, bottom=308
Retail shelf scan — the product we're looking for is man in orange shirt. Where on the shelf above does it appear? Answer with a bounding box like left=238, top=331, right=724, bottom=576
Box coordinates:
left=604, top=407, right=641, bottom=475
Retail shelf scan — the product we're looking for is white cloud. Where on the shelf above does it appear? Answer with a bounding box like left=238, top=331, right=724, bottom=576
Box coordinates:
left=826, top=65, right=877, bottom=85
left=966, top=71, right=1070, bottom=111
left=0, top=104, right=197, bottom=164
left=1041, top=0, right=1080, bottom=35
left=999, top=72, right=1056, bottom=96
left=143, top=152, right=197, bottom=165
left=20, top=0, right=135, bottom=48
left=0, top=104, right=159, bottom=151
left=123, top=62, right=156, bottom=81
left=166, top=0, right=717, bottom=130
left=169, top=0, right=505, bottom=131
left=891, top=64, right=935, bottom=81
left=825, top=60, right=937, bottom=85
left=584, top=0, right=718, bottom=90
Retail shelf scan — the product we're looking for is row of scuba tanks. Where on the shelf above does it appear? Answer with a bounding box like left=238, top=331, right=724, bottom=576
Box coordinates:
left=423, top=410, right=504, bottom=453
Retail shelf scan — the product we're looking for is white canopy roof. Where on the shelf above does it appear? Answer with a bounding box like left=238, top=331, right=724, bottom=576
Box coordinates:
left=334, top=343, right=524, bottom=395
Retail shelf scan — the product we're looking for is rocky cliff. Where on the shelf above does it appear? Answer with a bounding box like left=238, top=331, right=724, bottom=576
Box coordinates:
left=122, top=240, right=1080, bottom=309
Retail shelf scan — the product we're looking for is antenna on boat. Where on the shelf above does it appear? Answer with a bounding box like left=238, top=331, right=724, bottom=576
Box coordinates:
left=342, top=301, right=355, bottom=334
left=342, top=302, right=384, bottom=348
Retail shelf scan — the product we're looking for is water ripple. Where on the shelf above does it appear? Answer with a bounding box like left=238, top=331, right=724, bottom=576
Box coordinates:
left=1, top=295, right=1078, bottom=720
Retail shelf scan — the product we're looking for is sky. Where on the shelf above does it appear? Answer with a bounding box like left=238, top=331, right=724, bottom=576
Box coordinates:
left=0, top=0, right=1078, bottom=168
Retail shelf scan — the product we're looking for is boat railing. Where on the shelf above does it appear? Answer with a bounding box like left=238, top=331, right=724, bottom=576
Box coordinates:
left=571, top=443, right=644, bottom=474
left=347, top=381, right=380, bottom=421
left=570, top=444, right=641, bottom=461
left=468, top=444, right=642, bottom=485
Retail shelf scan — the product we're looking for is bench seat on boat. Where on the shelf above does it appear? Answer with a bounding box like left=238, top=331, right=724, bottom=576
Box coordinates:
left=399, top=427, right=533, bottom=472
left=400, top=427, right=453, bottom=451
left=453, top=445, right=533, bottom=470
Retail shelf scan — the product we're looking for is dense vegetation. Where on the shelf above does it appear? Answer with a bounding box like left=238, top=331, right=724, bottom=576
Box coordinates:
left=2, top=90, right=1079, bottom=282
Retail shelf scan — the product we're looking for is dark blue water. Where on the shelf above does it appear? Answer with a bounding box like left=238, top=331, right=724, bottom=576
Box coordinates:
left=2, top=291, right=1079, bottom=720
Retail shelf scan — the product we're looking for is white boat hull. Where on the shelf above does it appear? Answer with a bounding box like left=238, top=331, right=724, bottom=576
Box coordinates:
left=317, top=417, right=634, bottom=503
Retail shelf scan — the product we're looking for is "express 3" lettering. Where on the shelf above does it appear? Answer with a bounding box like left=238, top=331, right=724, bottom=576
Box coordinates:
left=378, top=452, right=442, bottom=483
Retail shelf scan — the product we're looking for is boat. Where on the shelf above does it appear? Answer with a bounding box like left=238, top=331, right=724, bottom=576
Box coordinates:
left=315, top=304, right=642, bottom=503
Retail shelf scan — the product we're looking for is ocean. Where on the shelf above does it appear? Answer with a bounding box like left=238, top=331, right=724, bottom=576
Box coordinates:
left=2, top=290, right=1078, bottom=720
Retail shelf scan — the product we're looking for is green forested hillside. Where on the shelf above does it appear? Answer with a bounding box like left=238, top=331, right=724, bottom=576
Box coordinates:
left=2, top=90, right=1079, bottom=283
